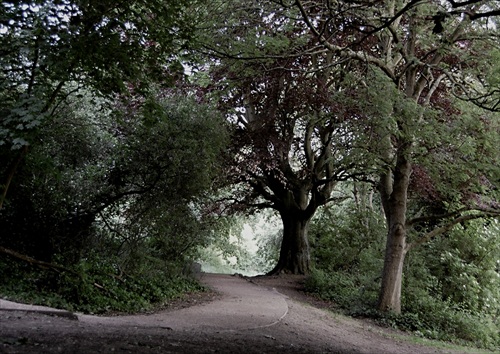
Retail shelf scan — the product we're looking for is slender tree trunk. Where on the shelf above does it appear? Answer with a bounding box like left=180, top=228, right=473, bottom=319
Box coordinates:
left=0, top=146, right=28, bottom=210
left=268, top=211, right=311, bottom=275
left=378, top=146, right=412, bottom=314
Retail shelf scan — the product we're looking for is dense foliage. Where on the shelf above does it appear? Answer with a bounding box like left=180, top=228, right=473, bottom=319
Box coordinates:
left=0, top=252, right=205, bottom=314
left=0, top=0, right=228, bottom=312
left=0, top=0, right=197, bottom=150
left=1, top=0, right=499, bottom=349
left=0, top=90, right=229, bottom=312
left=305, top=186, right=500, bottom=349
left=197, top=0, right=500, bottom=318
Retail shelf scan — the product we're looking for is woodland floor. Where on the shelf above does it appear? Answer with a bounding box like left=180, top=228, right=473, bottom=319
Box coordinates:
left=0, top=273, right=485, bottom=353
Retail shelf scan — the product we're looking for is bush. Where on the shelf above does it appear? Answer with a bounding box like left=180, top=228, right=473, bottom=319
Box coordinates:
left=0, top=253, right=205, bottom=314
left=0, top=92, right=227, bottom=315
left=306, top=199, right=500, bottom=350
left=398, top=220, right=500, bottom=349
left=306, top=202, right=385, bottom=312
left=305, top=269, right=360, bottom=309
left=401, top=289, right=499, bottom=349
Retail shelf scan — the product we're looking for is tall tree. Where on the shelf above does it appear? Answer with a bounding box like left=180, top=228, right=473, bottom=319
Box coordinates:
left=198, top=2, right=371, bottom=274
left=289, top=0, right=500, bottom=312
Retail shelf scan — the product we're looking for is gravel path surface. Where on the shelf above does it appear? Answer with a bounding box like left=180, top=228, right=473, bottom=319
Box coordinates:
left=0, top=273, right=474, bottom=353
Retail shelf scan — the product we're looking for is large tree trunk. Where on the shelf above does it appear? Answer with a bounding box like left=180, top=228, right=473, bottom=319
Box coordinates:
left=378, top=147, right=412, bottom=314
left=268, top=211, right=311, bottom=275
left=378, top=226, right=408, bottom=313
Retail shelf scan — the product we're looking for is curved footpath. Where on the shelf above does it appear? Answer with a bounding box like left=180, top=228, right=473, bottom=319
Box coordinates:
left=0, top=273, right=473, bottom=353
left=78, top=273, right=290, bottom=331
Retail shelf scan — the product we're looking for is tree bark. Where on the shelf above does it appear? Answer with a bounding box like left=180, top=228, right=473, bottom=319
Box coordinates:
left=378, top=227, right=407, bottom=313
left=0, top=146, right=28, bottom=210
left=377, top=146, right=412, bottom=314
left=268, top=210, right=312, bottom=275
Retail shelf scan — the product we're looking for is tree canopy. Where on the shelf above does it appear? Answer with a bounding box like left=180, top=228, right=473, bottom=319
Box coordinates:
left=0, top=0, right=229, bottom=313
left=1, top=0, right=499, bottom=347
left=197, top=0, right=500, bottom=310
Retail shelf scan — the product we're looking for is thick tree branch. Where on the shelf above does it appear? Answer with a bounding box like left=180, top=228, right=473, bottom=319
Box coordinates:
left=0, top=246, right=76, bottom=274
left=406, top=207, right=469, bottom=226
left=406, top=210, right=500, bottom=252
left=304, top=121, right=315, bottom=171
left=0, top=145, right=28, bottom=210
left=294, top=0, right=396, bottom=81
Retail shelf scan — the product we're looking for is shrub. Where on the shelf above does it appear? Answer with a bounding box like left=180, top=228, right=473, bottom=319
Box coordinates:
left=306, top=199, right=500, bottom=350
left=0, top=253, right=205, bottom=314
left=305, top=269, right=357, bottom=308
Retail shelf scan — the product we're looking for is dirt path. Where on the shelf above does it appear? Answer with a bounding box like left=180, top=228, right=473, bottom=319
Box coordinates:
left=0, top=273, right=474, bottom=353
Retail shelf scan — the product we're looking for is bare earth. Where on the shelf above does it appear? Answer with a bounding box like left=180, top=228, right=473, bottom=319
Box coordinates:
left=0, top=273, right=475, bottom=353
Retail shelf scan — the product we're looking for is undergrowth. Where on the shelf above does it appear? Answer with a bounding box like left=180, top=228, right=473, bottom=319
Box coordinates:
left=304, top=268, right=499, bottom=351
left=0, top=255, right=205, bottom=314
left=306, top=207, right=500, bottom=351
